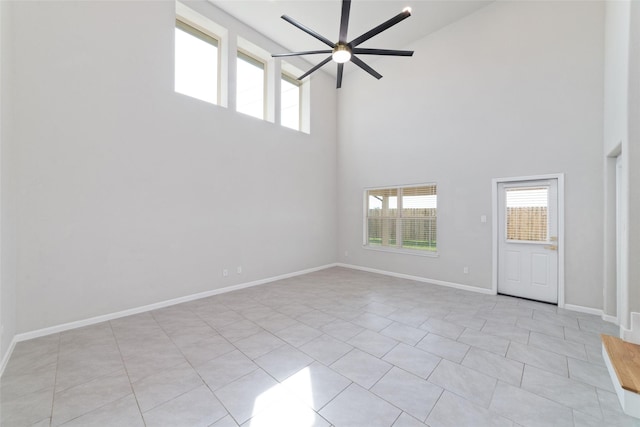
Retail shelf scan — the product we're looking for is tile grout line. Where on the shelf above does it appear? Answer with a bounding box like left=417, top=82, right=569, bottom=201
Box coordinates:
left=148, top=305, right=239, bottom=425
left=108, top=319, right=148, bottom=427
left=47, top=333, right=62, bottom=427
left=6, top=269, right=633, bottom=427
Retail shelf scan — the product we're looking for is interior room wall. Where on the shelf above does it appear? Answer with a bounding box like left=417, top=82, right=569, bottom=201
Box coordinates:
left=337, top=1, right=605, bottom=309
left=604, top=2, right=630, bottom=157
left=11, top=0, right=338, bottom=334
left=603, top=0, right=629, bottom=324
left=0, top=0, right=17, bottom=366
left=626, top=0, right=640, bottom=324
left=602, top=0, right=640, bottom=332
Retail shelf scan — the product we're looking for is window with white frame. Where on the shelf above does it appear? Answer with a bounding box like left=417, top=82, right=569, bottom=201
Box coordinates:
left=236, top=51, right=265, bottom=119
left=281, top=73, right=301, bottom=131
left=505, top=186, right=548, bottom=242
left=174, top=18, right=219, bottom=105
left=365, top=184, right=437, bottom=253
left=174, top=2, right=311, bottom=133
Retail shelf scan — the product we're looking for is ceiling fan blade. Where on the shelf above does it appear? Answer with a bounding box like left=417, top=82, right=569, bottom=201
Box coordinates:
left=281, top=15, right=335, bottom=48
left=272, top=50, right=332, bottom=58
left=348, top=9, right=412, bottom=48
left=338, top=0, right=351, bottom=43
left=337, top=63, right=344, bottom=89
left=352, top=48, right=414, bottom=57
left=351, top=56, right=383, bottom=80
left=298, top=56, right=333, bottom=80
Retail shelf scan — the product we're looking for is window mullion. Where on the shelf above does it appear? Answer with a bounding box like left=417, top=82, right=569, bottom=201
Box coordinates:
left=397, top=188, right=404, bottom=248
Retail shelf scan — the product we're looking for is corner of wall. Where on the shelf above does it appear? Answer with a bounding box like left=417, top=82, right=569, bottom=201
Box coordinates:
left=0, top=336, right=16, bottom=377
left=0, top=0, right=17, bottom=372
left=621, top=311, right=640, bottom=344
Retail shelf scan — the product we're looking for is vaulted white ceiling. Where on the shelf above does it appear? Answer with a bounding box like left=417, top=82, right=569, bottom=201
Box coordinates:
left=208, top=0, right=492, bottom=75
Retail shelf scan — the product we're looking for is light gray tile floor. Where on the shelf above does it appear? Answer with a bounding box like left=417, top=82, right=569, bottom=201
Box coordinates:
left=1, top=267, right=639, bottom=426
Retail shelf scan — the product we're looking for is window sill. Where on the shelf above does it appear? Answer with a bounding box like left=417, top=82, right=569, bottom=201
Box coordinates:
left=363, top=245, right=439, bottom=258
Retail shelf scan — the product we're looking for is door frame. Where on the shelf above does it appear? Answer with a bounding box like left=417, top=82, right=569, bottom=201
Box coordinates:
left=492, top=173, right=565, bottom=307
left=615, top=154, right=629, bottom=327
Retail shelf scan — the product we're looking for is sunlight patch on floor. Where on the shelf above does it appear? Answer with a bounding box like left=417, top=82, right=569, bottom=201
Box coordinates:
left=248, top=367, right=320, bottom=426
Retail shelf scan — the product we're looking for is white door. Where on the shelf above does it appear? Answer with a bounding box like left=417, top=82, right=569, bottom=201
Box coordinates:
left=498, top=179, right=558, bottom=303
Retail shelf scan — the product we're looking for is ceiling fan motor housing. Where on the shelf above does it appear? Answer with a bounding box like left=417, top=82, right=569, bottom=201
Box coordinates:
left=332, top=44, right=352, bottom=63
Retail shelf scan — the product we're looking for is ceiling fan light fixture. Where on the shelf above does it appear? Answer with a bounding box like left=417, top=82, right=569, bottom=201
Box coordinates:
left=332, top=44, right=352, bottom=63
left=272, top=0, right=414, bottom=88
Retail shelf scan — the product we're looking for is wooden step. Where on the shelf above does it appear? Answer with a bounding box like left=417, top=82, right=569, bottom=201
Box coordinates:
left=601, top=334, right=640, bottom=394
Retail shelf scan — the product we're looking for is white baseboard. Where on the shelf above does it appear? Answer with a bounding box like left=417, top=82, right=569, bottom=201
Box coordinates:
left=621, top=312, right=640, bottom=345
left=563, top=306, right=622, bottom=328
left=13, top=263, right=338, bottom=344
left=339, top=265, right=621, bottom=319
left=336, top=263, right=495, bottom=295
left=3, top=261, right=625, bottom=378
left=563, top=304, right=604, bottom=317
left=0, top=336, right=17, bottom=378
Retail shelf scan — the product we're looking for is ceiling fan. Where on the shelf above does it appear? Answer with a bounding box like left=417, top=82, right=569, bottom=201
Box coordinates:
left=272, top=0, right=414, bottom=88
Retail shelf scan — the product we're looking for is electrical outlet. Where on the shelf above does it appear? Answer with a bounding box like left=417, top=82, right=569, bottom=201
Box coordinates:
left=344, top=250, right=349, bottom=257
left=236, top=266, right=242, bottom=274
left=223, top=269, right=229, bottom=277
left=463, top=266, right=469, bottom=274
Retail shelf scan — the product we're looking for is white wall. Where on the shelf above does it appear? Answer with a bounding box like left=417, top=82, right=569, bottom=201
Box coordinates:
left=0, top=0, right=17, bottom=366
left=11, top=0, right=338, bottom=333
left=627, top=0, right=640, bottom=321
left=337, top=1, right=605, bottom=309
left=602, top=0, right=640, bottom=330
left=2, top=0, right=621, bottom=342
left=603, top=2, right=630, bottom=156
left=602, top=0, right=630, bottom=323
